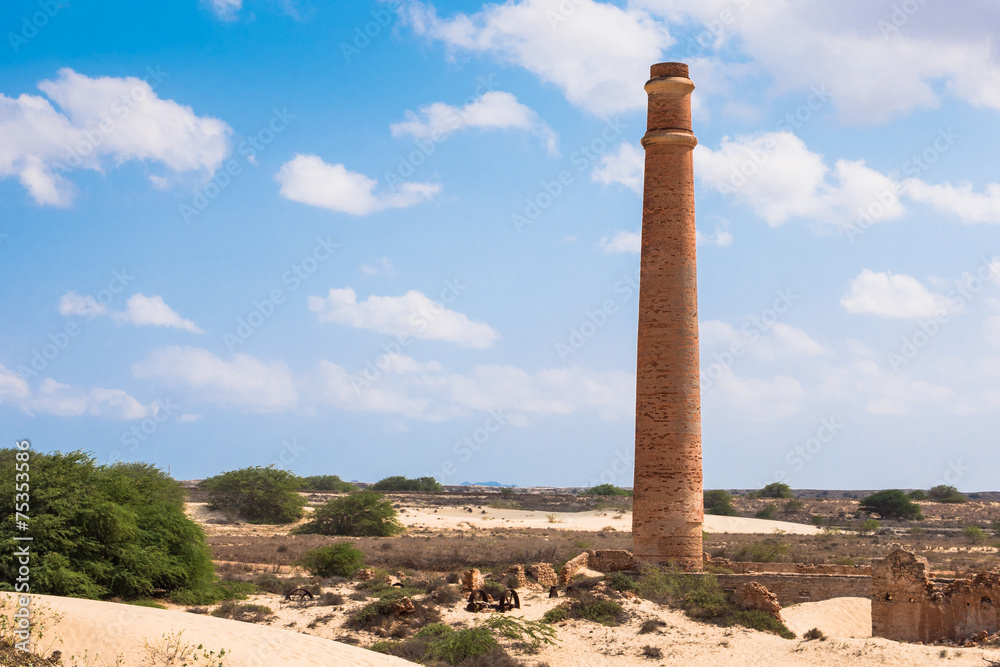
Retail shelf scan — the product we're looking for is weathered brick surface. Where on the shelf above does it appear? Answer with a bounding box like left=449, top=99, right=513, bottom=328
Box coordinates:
left=587, top=549, right=635, bottom=573
left=716, top=573, right=872, bottom=606
left=528, top=563, right=558, bottom=588
left=634, top=61, right=703, bottom=571
left=558, top=553, right=591, bottom=587
left=872, top=548, right=1000, bottom=643
left=706, top=555, right=871, bottom=576
left=733, top=582, right=782, bottom=621
left=504, top=564, right=528, bottom=589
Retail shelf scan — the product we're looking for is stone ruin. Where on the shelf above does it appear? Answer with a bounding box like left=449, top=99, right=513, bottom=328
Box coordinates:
left=872, top=547, right=1000, bottom=644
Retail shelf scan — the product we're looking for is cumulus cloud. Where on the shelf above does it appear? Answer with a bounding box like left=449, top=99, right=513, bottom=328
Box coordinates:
left=695, top=131, right=904, bottom=228
left=207, top=0, right=242, bottom=20
left=591, top=141, right=644, bottom=193
left=840, top=270, right=955, bottom=319
left=0, top=363, right=154, bottom=420
left=391, top=91, right=558, bottom=155
left=599, top=230, right=640, bottom=253
left=132, top=346, right=297, bottom=412
left=818, top=358, right=953, bottom=416
left=275, top=154, right=440, bottom=215
left=397, top=0, right=670, bottom=116
left=902, top=180, right=1000, bottom=224
left=317, top=355, right=633, bottom=422
left=696, top=227, right=733, bottom=247
left=711, top=369, right=805, bottom=421
left=0, top=68, right=231, bottom=206
left=60, top=291, right=203, bottom=333
left=308, top=287, right=499, bottom=349
left=700, top=319, right=827, bottom=362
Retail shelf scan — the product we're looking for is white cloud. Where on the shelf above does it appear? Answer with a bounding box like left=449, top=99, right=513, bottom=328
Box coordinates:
left=696, top=228, right=733, bottom=247
left=308, top=287, right=499, bottom=349
left=695, top=131, right=904, bottom=228
left=817, top=358, right=953, bottom=416
left=770, top=323, right=828, bottom=356
left=0, top=68, right=231, bottom=206
left=275, top=154, right=440, bottom=215
left=113, top=294, right=204, bottom=333
left=59, top=291, right=203, bottom=333
left=902, top=180, right=1000, bottom=224
left=841, top=270, right=955, bottom=319
left=700, top=319, right=826, bottom=361
left=58, top=291, right=106, bottom=317
left=599, top=230, right=640, bottom=253
left=360, top=257, right=397, bottom=278
left=132, top=346, right=297, bottom=412
left=398, top=0, right=670, bottom=116
left=591, top=141, right=643, bottom=193
left=710, top=368, right=804, bottom=421
left=207, top=0, right=242, bottom=20
left=317, top=355, right=633, bottom=422
left=0, top=363, right=153, bottom=420
left=391, top=91, right=558, bottom=155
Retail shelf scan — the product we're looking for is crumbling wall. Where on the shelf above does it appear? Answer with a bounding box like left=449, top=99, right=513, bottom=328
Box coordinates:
left=716, top=573, right=871, bottom=606
left=586, top=549, right=635, bottom=573
left=872, top=548, right=1000, bottom=643
left=705, top=554, right=870, bottom=576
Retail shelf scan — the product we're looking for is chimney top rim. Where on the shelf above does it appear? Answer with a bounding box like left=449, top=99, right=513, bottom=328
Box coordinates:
left=650, top=62, right=689, bottom=79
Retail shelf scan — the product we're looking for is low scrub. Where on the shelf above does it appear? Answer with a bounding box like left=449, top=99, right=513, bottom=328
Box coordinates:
left=347, top=589, right=440, bottom=634
left=211, top=601, right=273, bottom=623
left=296, top=543, right=365, bottom=577
left=636, top=565, right=795, bottom=639
left=294, top=490, right=405, bottom=537
left=372, top=616, right=554, bottom=666
left=543, top=595, right=627, bottom=626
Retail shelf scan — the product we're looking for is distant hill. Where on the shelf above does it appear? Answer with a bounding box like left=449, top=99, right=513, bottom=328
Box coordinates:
left=459, top=481, right=518, bottom=488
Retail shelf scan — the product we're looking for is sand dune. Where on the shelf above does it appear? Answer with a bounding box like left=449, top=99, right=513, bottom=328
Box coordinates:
left=783, top=597, right=872, bottom=638
left=1, top=593, right=411, bottom=667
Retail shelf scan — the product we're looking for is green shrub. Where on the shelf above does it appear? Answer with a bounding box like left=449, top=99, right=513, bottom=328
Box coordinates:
left=704, top=490, right=738, bottom=516
left=211, top=601, right=273, bottom=622
left=783, top=499, right=805, bottom=513
left=731, top=539, right=790, bottom=563
left=296, top=543, right=365, bottom=577
left=542, top=595, right=626, bottom=626
left=810, top=515, right=824, bottom=527
left=294, top=490, right=405, bottom=537
left=0, top=450, right=215, bottom=601
left=859, top=489, right=923, bottom=520
left=754, top=505, right=776, bottom=520
left=299, top=475, right=356, bottom=492
left=928, top=485, right=968, bottom=504
left=580, top=484, right=632, bottom=497
left=907, top=489, right=928, bottom=500
left=758, top=483, right=793, bottom=499
left=370, top=476, right=443, bottom=493
left=860, top=518, right=880, bottom=534
left=963, top=526, right=987, bottom=545
left=168, top=580, right=258, bottom=606
left=200, top=465, right=306, bottom=524
left=606, top=571, right=639, bottom=594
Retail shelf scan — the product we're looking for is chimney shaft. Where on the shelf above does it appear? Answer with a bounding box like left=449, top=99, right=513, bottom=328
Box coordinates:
left=632, top=62, right=703, bottom=571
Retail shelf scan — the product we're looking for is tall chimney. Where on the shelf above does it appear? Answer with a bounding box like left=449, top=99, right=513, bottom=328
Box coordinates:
left=632, top=62, right=703, bottom=571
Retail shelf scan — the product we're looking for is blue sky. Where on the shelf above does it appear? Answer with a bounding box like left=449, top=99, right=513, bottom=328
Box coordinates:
left=2, top=0, right=999, bottom=490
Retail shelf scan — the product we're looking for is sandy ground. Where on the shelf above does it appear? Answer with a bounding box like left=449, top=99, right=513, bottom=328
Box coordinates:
left=0, top=592, right=412, bottom=667
left=396, top=506, right=822, bottom=535
left=782, top=597, right=872, bottom=639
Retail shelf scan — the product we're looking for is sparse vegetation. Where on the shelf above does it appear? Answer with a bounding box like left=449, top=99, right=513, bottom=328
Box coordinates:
left=580, top=484, right=632, bottom=497
left=370, top=476, right=443, bottom=493
left=803, top=627, right=826, bottom=641
left=200, top=465, right=306, bottom=524
left=859, top=489, right=923, bottom=520
left=704, top=490, right=738, bottom=516
left=210, top=601, right=273, bottom=623
left=296, top=543, right=365, bottom=577
left=963, top=526, right=987, bottom=545
left=294, top=490, right=405, bottom=537
left=758, top=483, right=794, bottom=499
left=543, top=596, right=627, bottom=626
left=928, top=485, right=968, bottom=504
left=606, top=571, right=639, bottom=594
left=860, top=518, right=880, bottom=534
left=299, top=475, right=356, bottom=493
left=754, top=505, right=776, bottom=520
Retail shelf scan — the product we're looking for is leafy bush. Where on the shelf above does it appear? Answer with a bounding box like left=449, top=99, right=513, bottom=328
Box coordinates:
left=0, top=450, right=215, bottom=600
left=299, top=475, right=356, bottom=492
left=860, top=519, right=880, bottom=534
left=580, top=484, right=632, bottom=497
left=907, top=489, right=928, bottom=500
left=758, top=483, right=794, bottom=499
left=296, top=543, right=365, bottom=577
left=200, top=466, right=306, bottom=524
left=704, top=490, right=737, bottom=516
left=859, top=489, right=923, bottom=520
left=783, top=499, right=805, bottom=513
left=210, top=601, right=273, bottom=623
left=370, top=476, right=443, bottom=493
left=730, top=539, right=791, bottom=563
left=928, top=485, right=968, bottom=504
left=294, top=490, right=405, bottom=537
left=606, top=571, right=639, bottom=594
left=963, top=526, right=987, bottom=545
left=754, top=505, right=776, bottom=520
left=543, top=595, right=626, bottom=626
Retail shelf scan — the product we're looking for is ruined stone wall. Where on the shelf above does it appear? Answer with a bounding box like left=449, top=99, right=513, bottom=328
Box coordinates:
left=706, top=556, right=871, bottom=576
left=716, top=573, right=872, bottom=606
left=587, top=550, right=635, bottom=573
left=872, top=548, right=1000, bottom=643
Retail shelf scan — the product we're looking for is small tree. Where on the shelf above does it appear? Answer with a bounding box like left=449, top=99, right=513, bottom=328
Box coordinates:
left=297, top=543, right=365, bottom=577
left=859, top=489, right=923, bottom=520
left=200, top=466, right=306, bottom=524
left=755, top=505, right=776, bottom=520
left=704, top=490, right=737, bottom=516
left=927, top=485, right=968, bottom=504
left=860, top=518, right=880, bottom=534
left=582, top=484, right=632, bottom=497
left=963, top=526, right=987, bottom=545
left=300, top=475, right=356, bottom=493
left=295, top=490, right=405, bottom=537
left=759, top=483, right=794, bottom=499
left=370, top=475, right=443, bottom=493
left=907, top=489, right=928, bottom=500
